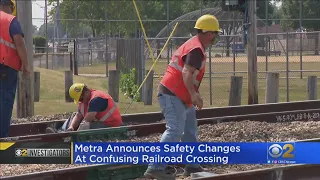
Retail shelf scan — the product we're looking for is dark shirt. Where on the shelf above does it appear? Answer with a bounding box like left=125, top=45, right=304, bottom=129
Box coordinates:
left=159, top=48, right=204, bottom=95
left=9, top=17, right=24, bottom=40
left=78, top=97, right=109, bottom=114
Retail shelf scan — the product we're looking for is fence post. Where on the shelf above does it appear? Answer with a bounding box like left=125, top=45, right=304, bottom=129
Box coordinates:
left=307, top=76, right=317, bottom=100
left=208, top=45, right=213, bottom=105
left=34, top=72, right=40, bottom=102
left=228, top=76, right=243, bottom=106
left=108, top=70, right=120, bottom=102
left=143, top=70, right=154, bottom=105
left=64, top=71, right=73, bottom=102
left=265, top=72, right=279, bottom=103
left=73, top=39, right=78, bottom=75
left=70, top=52, right=73, bottom=71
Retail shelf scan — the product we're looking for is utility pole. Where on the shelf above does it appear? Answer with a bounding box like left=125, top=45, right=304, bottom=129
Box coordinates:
left=16, top=0, right=34, bottom=117
left=56, top=0, right=61, bottom=46
left=45, top=0, right=48, bottom=69
left=74, top=0, right=78, bottom=75
left=247, top=0, right=258, bottom=104
left=104, top=1, right=108, bottom=77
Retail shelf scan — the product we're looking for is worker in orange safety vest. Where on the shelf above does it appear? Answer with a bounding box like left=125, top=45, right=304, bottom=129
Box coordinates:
left=0, top=0, right=30, bottom=138
left=144, top=14, right=221, bottom=180
left=45, top=83, right=122, bottom=133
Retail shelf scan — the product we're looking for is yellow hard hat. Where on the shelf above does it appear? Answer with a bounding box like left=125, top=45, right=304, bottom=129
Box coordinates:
left=69, top=83, right=85, bottom=104
left=12, top=0, right=16, bottom=16
left=194, top=14, right=220, bottom=32
left=0, top=0, right=16, bottom=16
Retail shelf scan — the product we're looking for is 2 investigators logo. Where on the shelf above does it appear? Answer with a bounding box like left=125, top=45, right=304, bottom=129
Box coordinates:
left=267, top=143, right=296, bottom=164
left=15, top=148, right=70, bottom=157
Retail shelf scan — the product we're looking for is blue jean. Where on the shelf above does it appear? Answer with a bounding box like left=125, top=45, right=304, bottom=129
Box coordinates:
left=148, top=93, right=200, bottom=170
left=0, top=64, right=18, bottom=138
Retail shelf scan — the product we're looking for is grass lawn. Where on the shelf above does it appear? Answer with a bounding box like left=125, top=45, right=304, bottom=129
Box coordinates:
left=74, top=55, right=320, bottom=106
left=12, top=55, right=320, bottom=117
left=75, top=55, right=320, bottom=78
left=11, top=67, right=161, bottom=118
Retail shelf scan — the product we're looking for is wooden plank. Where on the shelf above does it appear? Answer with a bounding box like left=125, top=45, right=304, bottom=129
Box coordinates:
left=307, top=76, right=317, bottom=100
left=229, top=76, right=243, bottom=106
left=247, top=0, right=258, bottom=104
left=34, top=72, right=40, bottom=102
left=16, top=0, right=34, bottom=117
left=265, top=72, right=279, bottom=103
left=144, top=70, right=154, bottom=105
left=108, top=70, right=120, bottom=102
left=64, top=71, right=73, bottom=102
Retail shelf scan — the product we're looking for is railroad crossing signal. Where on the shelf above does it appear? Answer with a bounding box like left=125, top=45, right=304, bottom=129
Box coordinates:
left=220, top=0, right=248, bottom=45
left=220, top=0, right=247, bottom=13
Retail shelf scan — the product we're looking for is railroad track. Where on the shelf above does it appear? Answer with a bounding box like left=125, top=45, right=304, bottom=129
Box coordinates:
left=2, top=100, right=320, bottom=179
left=6, top=100, right=320, bottom=138
left=3, top=107, right=320, bottom=142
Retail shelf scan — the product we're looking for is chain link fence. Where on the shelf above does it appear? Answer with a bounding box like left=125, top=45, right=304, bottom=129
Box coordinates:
left=32, top=31, right=320, bottom=107
left=147, top=32, right=320, bottom=107
left=31, top=0, right=320, bottom=107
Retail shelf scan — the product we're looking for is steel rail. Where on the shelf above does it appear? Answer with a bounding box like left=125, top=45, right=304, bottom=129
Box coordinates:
left=9, top=100, right=320, bottom=137
left=2, top=138, right=320, bottom=180
left=2, top=108, right=320, bottom=143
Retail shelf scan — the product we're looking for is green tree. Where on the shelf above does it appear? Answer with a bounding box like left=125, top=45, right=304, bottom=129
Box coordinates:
left=280, top=0, right=320, bottom=55
left=36, top=22, right=55, bottom=40
left=33, top=36, right=47, bottom=53
left=256, top=0, right=277, bottom=25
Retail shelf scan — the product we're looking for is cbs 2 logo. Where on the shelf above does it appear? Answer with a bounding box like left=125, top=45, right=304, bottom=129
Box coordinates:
left=268, top=144, right=294, bottom=158
left=21, top=149, right=27, bottom=156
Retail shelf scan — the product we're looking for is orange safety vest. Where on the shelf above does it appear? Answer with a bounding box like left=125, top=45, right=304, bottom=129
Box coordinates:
left=78, top=90, right=122, bottom=127
left=0, top=11, right=22, bottom=71
left=160, top=36, right=206, bottom=106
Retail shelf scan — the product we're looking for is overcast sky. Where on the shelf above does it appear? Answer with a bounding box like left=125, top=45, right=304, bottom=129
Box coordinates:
left=32, top=0, right=51, bottom=28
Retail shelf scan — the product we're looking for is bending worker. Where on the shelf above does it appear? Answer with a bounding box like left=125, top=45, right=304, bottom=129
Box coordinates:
left=144, top=14, right=221, bottom=179
left=45, top=83, right=122, bottom=133
left=0, top=0, right=30, bottom=138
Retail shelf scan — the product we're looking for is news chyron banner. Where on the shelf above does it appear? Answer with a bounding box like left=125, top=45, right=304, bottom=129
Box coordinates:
left=2, top=142, right=320, bottom=164
left=0, top=142, right=71, bottom=164
left=71, top=142, right=320, bottom=165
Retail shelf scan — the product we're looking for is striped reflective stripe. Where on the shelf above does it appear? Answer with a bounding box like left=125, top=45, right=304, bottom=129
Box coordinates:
left=169, top=61, right=183, bottom=71
left=99, top=101, right=117, bottom=122
left=0, top=38, right=16, bottom=49
left=169, top=61, right=204, bottom=87
left=79, top=100, right=117, bottom=122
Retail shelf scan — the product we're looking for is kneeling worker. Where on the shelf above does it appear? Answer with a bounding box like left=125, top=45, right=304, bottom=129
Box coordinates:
left=46, top=83, right=122, bottom=133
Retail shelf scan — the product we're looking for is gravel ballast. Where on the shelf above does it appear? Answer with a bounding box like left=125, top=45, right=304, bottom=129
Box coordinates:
left=1, top=120, right=320, bottom=178
left=11, top=113, right=73, bottom=124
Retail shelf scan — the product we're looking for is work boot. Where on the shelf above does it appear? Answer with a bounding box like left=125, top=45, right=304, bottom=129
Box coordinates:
left=144, top=167, right=176, bottom=180
left=45, top=127, right=57, bottom=134
left=182, top=165, right=204, bottom=176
